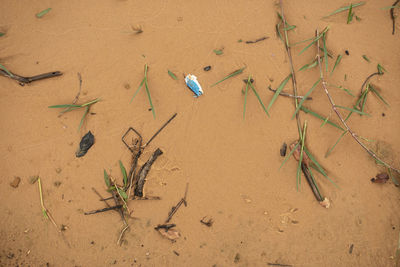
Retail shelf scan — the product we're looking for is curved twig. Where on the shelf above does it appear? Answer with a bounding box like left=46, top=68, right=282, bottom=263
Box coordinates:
left=0, top=69, right=62, bottom=85
left=315, top=29, right=400, bottom=174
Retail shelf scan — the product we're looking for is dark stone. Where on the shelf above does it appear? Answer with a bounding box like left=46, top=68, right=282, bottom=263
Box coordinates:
left=76, top=131, right=95, bottom=157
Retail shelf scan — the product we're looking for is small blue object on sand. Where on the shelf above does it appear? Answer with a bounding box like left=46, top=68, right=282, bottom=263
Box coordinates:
left=185, top=74, right=203, bottom=97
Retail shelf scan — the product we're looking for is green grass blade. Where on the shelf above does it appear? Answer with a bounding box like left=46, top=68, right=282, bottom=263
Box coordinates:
left=266, top=74, right=291, bottom=112
left=167, top=70, right=177, bottom=80
left=81, top=98, right=100, bottom=107
left=320, top=114, right=330, bottom=128
left=78, top=106, right=89, bottom=132
left=304, top=147, right=338, bottom=187
left=104, top=170, right=111, bottom=188
left=117, top=187, right=128, bottom=201
left=330, top=84, right=354, bottom=97
left=211, top=67, right=245, bottom=87
left=290, top=36, right=315, bottom=47
left=347, top=4, right=353, bottom=24
left=360, top=87, right=369, bottom=113
left=299, top=59, right=318, bottom=71
left=36, top=8, right=52, bottom=18
left=369, top=84, right=389, bottom=106
left=362, top=55, right=371, bottom=63
left=336, top=105, right=369, bottom=116
left=300, top=106, right=345, bottom=131
left=0, top=32, right=5, bottom=37
left=292, top=78, right=321, bottom=119
left=296, top=121, right=307, bottom=190
left=131, top=77, right=145, bottom=103
left=377, top=63, right=387, bottom=74
left=144, top=71, right=156, bottom=119
left=388, top=168, right=399, bottom=186
left=213, top=49, right=223, bottom=55
left=249, top=82, right=270, bottom=117
left=325, top=130, right=348, bottom=157
left=119, top=160, right=128, bottom=187
left=48, top=104, right=81, bottom=108
left=0, top=63, right=13, bottom=77
left=323, top=33, right=328, bottom=73
left=323, top=2, right=365, bottom=18
left=331, top=54, right=342, bottom=75
left=243, top=76, right=250, bottom=119
left=279, top=142, right=299, bottom=170
left=299, top=27, right=329, bottom=55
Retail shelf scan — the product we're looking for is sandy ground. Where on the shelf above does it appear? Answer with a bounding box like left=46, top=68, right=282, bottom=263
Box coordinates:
left=1, top=0, right=400, bottom=266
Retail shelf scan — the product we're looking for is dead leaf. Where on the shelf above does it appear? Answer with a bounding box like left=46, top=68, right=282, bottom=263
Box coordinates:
left=10, top=176, right=21, bottom=188
left=157, top=228, right=180, bottom=241
left=371, top=172, right=389, bottom=184
left=290, top=141, right=310, bottom=166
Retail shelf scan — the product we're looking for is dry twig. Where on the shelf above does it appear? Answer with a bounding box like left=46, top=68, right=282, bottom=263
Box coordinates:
left=315, top=29, right=400, bottom=174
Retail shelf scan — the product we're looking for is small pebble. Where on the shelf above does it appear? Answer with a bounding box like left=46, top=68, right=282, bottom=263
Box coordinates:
left=345, top=50, right=350, bottom=55
left=234, top=253, right=240, bottom=263
left=55, top=167, right=62, bottom=174
left=203, top=66, right=211, bottom=71
left=280, top=142, right=287, bottom=157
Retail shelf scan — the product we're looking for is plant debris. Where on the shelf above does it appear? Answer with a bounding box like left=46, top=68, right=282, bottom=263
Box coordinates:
left=10, top=176, right=21, bottom=188
left=280, top=142, right=287, bottom=157
left=0, top=68, right=62, bottom=85
left=76, top=131, right=95, bottom=157
left=200, top=216, right=214, bottom=227
left=371, top=173, right=389, bottom=184
left=245, top=36, right=269, bottom=44
left=203, top=66, right=211, bottom=71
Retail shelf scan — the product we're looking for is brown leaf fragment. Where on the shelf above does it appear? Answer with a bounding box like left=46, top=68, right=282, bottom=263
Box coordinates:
left=371, top=172, right=389, bottom=184
left=10, top=176, right=21, bottom=188
left=157, top=228, right=180, bottom=241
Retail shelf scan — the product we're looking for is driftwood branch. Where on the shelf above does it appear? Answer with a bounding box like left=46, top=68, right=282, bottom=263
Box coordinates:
left=0, top=69, right=62, bottom=85
left=315, top=29, right=400, bottom=174
left=134, top=148, right=163, bottom=197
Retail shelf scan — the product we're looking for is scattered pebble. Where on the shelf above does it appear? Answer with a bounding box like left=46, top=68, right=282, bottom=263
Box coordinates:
left=76, top=131, right=95, bottom=157
left=345, top=50, right=350, bottom=55
left=55, top=167, right=62, bottom=174
left=124, top=83, right=131, bottom=90
left=10, top=176, right=21, bottom=188
left=234, top=253, right=241, bottom=263
left=280, top=142, right=287, bottom=157
left=203, top=66, right=211, bottom=71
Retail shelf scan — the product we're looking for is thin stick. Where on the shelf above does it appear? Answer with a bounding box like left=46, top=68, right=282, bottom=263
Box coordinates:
left=360, top=72, right=381, bottom=95
left=165, top=183, right=189, bottom=223
left=84, top=205, right=123, bottom=215
left=143, top=113, right=177, bottom=148
left=315, top=29, right=400, bottom=173
left=268, top=86, right=312, bottom=100
left=391, top=0, right=400, bottom=34
left=0, top=69, right=62, bottom=85
left=117, top=224, right=129, bottom=245
left=280, top=0, right=302, bottom=137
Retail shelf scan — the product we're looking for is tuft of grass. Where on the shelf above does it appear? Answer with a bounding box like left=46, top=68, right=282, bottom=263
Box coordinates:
left=167, top=70, right=177, bottom=80
left=211, top=67, right=245, bottom=87
left=131, top=64, right=155, bottom=118
left=362, top=55, right=371, bottom=63
left=323, top=2, right=366, bottom=18
left=243, top=75, right=251, bottom=119
left=0, top=32, right=5, bottom=37
left=325, top=130, right=348, bottom=157
left=36, top=8, right=52, bottom=18
left=49, top=98, right=100, bottom=131
left=344, top=87, right=369, bottom=121
left=292, top=78, right=321, bottom=119
left=331, top=54, right=342, bottom=75
left=300, top=106, right=345, bottom=131
left=266, top=74, right=292, bottom=112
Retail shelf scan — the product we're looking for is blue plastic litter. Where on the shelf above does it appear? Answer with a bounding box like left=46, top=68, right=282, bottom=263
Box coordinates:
left=185, top=74, right=203, bottom=97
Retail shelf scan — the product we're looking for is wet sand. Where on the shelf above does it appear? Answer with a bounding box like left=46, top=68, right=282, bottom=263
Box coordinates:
left=1, top=1, right=400, bottom=266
